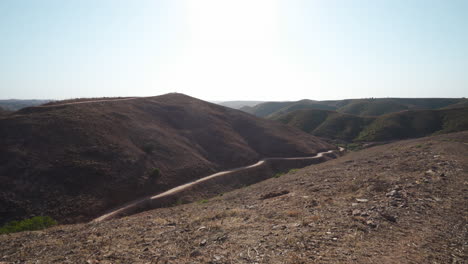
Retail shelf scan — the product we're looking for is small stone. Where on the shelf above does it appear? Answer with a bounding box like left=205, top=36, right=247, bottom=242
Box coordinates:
left=190, top=250, right=202, bottom=257
left=332, top=237, right=338, bottom=241
left=356, top=198, right=369, bottom=203
left=425, top=170, right=435, bottom=175
left=216, top=235, right=227, bottom=242
left=199, top=239, right=207, bottom=246
left=272, top=225, right=286, bottom=230
left=366, top=220, right=377, bottom=228
left=380, top=213, right=397, bottom=222
left=352, top=209, right=361, bottom=216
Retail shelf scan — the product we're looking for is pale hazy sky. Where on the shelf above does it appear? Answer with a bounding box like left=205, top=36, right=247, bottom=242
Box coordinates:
left=0, top=0, right=467, bottom=101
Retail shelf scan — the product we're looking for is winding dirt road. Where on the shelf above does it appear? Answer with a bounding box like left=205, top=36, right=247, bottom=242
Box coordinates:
left=93, top=149, right=342, bottom=222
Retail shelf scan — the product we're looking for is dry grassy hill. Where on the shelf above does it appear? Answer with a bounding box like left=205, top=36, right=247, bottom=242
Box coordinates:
left=1, top=132, right=466, bottom=263
left=0, top=93, right=332, bottom=225
left=243, top=98, right=467, bottom=118
left=272, top=107, right=468, bottom=142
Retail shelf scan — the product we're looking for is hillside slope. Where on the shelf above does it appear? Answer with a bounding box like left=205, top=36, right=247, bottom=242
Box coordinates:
left=0, top=93, right=332, bottom=225
left=356, top=107, right=468, bottom=141
left=273, top=107, right=468, bottom=142
left=1, top=132, right=466, bottom=263
left=244, top=98, right=466, bottom=117
left=272, top=109, right=374, bottom=141
left=0, top=107, right=10, bottom=116
left=0, top=99, right=51, bottom=111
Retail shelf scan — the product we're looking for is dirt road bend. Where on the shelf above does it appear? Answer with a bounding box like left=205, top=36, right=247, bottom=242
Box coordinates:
left=93, top=149, right=342, bottom=222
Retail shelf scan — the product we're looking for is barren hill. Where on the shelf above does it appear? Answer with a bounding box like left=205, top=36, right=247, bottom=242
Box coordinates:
left=1, top=131, right=466, bottom=263
left=0, top=93, right=332, bottom=225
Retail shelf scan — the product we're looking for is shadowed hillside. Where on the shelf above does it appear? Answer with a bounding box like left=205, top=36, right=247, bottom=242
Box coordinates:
left=0, top=93, right=332, bottom=225
left=243, top=98, right=467, bottom=118
left=273, top=107, right=468, bottom=142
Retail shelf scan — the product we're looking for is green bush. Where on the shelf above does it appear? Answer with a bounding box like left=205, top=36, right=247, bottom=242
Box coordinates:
left=150, top=168, right=161, bottom=179
left=0, top=216, right=57, bottom=234
left=273, top=172, right=284, bottom=178
left=142, top=144, right=154, bottom=154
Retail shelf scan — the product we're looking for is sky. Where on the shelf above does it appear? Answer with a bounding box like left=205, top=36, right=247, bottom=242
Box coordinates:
left=0, top=0, right=467, bottom=101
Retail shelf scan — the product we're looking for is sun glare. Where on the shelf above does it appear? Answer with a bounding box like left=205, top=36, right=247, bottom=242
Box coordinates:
left=154, top=0, right=312, bottom=100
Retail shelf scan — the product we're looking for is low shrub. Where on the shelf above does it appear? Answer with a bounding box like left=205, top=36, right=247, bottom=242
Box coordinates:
left=198, top=199, right=209, bottom=204
left=142, top=144, right=154, bottom=154
left=150, top=168, right=161, bottom=179
left=273, top=172, right=284, bottom=178
left=0, top=216, right=57, bottom=234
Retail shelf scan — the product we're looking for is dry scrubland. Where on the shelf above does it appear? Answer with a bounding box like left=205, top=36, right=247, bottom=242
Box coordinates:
left=1, top=131, right=466, bottom=263
left=0, top=94, right=331, bottom=224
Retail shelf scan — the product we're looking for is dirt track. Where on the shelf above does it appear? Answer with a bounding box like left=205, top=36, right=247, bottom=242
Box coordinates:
left=36, top=97, right=139, bottom=107
left=93, top=149, right=340, bottom=222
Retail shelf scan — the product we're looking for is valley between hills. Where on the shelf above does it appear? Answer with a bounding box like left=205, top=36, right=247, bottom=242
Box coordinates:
left=0, top=94, right=467, bottom=263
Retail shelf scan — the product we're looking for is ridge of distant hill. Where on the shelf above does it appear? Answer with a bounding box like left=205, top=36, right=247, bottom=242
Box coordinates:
left=215, top=100, right=265, bottom=109
left=0, top=99, right=52, bottom=111
left=0, top=93, right=332, bottom=225
left=0, top=107, right=10, bottom=115
left=243, top=98, right=467, bottom=118
left=272, top=107, right=468, bottom=142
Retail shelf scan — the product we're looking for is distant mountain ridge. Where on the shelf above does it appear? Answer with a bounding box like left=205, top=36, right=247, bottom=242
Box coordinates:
left=215, top=100, right=265, bottom=109
left=242, top=98, right=468, bottom=118
left=0, top=99, right=52, bottom=111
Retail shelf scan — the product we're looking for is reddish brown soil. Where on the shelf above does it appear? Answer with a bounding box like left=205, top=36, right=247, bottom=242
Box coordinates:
left=0, top=93, right=332, bottom=225
left=0, top=132, right=465, bottom=263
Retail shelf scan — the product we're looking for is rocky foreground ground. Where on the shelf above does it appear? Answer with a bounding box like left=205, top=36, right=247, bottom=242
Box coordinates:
left=1, top=132, right=467, bottom=263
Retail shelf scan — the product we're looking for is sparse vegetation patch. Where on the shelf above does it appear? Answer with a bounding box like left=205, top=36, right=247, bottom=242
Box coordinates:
left=0, top=216, right=57, bottom=234
left=150, top=168, right=161, bottom=179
